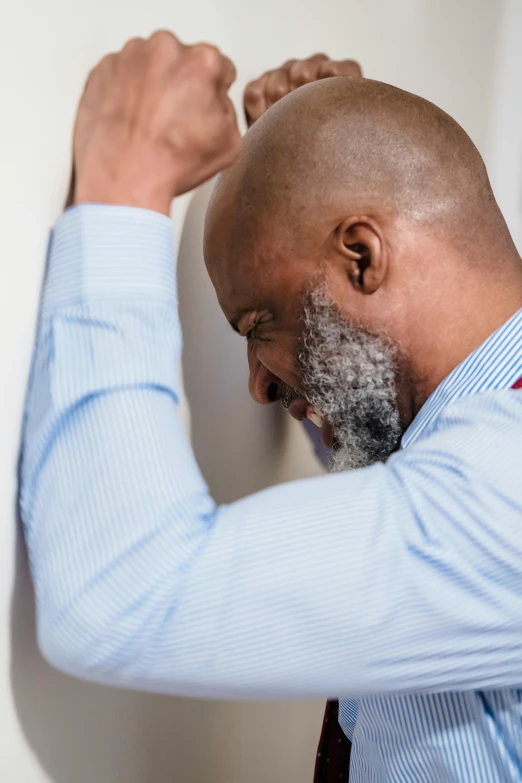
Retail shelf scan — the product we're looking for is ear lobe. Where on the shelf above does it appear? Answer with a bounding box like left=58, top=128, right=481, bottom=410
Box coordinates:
left=335, top=217, right=387, bottom=294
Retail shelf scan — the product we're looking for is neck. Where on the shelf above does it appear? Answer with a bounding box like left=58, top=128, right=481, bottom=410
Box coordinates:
left=408, top=260, right=522, bottom=420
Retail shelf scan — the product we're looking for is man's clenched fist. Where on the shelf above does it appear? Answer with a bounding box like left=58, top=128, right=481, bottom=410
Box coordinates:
left=244, top=54, right=362, bottom=127
left=72, top=31, right=241, bottom=215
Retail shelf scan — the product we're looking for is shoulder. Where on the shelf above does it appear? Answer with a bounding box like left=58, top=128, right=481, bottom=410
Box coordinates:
left=403, top=387, right=522, bottom=464
left=387, top=388, right=522, bottom=543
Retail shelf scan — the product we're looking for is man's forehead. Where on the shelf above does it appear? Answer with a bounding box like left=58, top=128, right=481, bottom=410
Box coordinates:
left=210, top=256, right=282, bottom=324
left=206, top=225, right=289, bottom=302
left=204, top=185, right=319, bottom=323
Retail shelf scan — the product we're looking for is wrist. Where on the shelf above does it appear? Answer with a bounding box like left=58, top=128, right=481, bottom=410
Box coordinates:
left=74, top=177, right=173, bottom=217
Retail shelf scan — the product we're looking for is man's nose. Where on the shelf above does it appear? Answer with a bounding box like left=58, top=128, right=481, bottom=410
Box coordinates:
left=249, top=360, right=282, bottom=404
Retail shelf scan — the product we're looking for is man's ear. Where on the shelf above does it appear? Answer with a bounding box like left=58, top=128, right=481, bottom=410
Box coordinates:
left=333, top=217, right=387, bottom=294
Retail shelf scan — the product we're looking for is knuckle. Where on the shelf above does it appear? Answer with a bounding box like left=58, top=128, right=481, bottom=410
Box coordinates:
left=268, top=82, right=287, bottom=100
left=192, top=43, right=222, bottom=74
left=297, top=67, right=313, bottom=84
left=98, top=52, right=117, bottom=70
left=224, top=56, right=237, bottom=84
left=321, top=59, right=362, bottom=78
left=344, top=59, right=362, bottom=76
left=307, top=52, right=329, bottom=62
left=288, top=62, right=311, bottom=84
left=246, top=108, right=261, bottom=125
left=318, top=61, right=338, bottom=77
left=245, top=75, right=262, bottom=92
left=122, top=37, right=144, bottom=52
left=149, top=30, right=179, bottom=52
left=245, top=82, right=263, bottom=104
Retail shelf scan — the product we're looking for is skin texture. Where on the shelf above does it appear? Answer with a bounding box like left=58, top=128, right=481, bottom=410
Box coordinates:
left=204, top=71, right=522, bottom=437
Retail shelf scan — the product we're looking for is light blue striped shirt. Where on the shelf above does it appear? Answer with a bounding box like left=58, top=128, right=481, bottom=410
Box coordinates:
left=21, top=205, right=522, bottom=782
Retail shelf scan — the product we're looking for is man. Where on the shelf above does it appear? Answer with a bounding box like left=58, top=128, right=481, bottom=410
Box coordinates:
left=20, top=32, right=522, bottom=783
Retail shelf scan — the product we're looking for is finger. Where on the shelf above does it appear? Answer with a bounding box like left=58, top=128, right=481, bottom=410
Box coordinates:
left=148, top=29, right=183, bottom=51
left=318, top=59, right=362, bottom=79
left=91, top=51, right=118, bottom=78
left=217, top=92, right=240, bottom=140
left=81, top=52, right=117, bottom=104
left=288, top=53, right=328, bottom=87
left=190, top=43, right=226, bottom=84
left=119, top=38, right=148, bottom=75
left=264, top=68, right=291, bottom=107
left=218, top=54, right=237, bottom=92
left=121, top=37, right=146, bottom=56
left=305, top=52, right=329, bottom=65
left=193, top=106, right=242, bottom=188
left=222, top=98, right=242, bottom=161
left=244, top=75, right=269, bottom=126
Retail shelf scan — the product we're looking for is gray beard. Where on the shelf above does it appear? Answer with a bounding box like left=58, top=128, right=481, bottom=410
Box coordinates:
left=299, top=286, right=403, bottom=472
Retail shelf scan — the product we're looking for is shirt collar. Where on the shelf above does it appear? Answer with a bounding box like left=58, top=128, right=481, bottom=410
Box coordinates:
left=401, top=308, right=522, bottom=449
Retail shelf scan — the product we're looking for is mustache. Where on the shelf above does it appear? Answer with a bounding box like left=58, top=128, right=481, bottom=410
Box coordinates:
left=280, top=386, right=301, bottom=410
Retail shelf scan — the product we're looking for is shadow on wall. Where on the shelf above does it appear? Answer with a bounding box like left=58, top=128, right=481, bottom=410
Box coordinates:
left=10, top=182, right=322, bottom=783
left=10, top=515, right=232, bottom=783
left=177, top=179, right=291, bottom=503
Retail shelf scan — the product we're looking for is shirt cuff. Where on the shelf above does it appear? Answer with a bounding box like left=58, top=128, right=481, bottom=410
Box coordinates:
left=43, top=205, right=177, bottom=313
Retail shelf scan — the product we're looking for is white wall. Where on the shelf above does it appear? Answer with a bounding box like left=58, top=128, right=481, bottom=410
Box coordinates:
left=487, top=0, right=522, bottom=252
left=0, top=0, right=512, bottom=780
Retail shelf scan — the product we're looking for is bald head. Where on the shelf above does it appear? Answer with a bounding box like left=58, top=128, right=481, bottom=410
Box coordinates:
left=204, top=76, right=522, bottom=444
left=209, top=76, right=506, bottom=255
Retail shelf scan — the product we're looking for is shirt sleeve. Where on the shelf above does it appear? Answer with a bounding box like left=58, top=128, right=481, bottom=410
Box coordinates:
left=20, top=205, right=522, bottom=699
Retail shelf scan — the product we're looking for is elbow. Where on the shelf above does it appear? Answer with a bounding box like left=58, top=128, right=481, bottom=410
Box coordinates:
left=37, top=622, right=103, bottom=684
left=36, top=609, right=135, bottom=685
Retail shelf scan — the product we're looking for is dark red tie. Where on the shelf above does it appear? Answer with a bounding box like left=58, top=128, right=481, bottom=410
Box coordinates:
left=313, top=700, right=351, bottom=782
left=313, top=374, right=522, bottom=783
